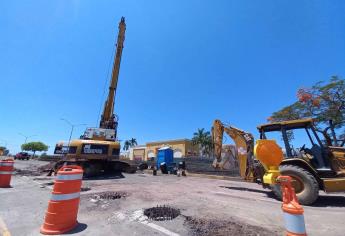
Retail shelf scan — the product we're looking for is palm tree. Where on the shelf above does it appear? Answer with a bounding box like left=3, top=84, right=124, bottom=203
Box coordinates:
left=123, top=138, right=138, bottom=151
left=192, top=128, right=212, bottom=157
left=123, top=140, right=131, bottom=151
left=129, top=138, right=137, bottom=147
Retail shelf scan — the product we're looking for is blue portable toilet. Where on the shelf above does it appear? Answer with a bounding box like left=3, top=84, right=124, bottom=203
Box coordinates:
left=156, top=147, right=174, bottom=169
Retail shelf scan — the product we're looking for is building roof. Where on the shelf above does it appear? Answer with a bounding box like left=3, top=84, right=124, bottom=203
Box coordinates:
left=158, top=146, right=172, bottom=150
left=146, top=138, right=191, bottom=145
left=131, top=145, right=146, bottom=150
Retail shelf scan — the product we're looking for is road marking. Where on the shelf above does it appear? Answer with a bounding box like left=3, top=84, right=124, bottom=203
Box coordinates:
left=141, top=221, right=180, bottom=236
left=131, top=210, right=180, bottom=236
left=0, top=217, right=11, bottom=236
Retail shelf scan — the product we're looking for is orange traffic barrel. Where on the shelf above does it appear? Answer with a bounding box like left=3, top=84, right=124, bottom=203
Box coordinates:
left=277, top=176, right=307, bottom=236
left=0, top=159, right=14, bottom=187
left=41, top=165, right=83, bottom=235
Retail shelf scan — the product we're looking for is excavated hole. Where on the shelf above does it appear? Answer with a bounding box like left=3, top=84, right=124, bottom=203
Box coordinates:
left=144, top=205, right=180, bottom=221
left=98, top=191, right=128, bottom=200
left=184, top=217, right=279, bottom=236
left=81, top=187, right=91, bottom=192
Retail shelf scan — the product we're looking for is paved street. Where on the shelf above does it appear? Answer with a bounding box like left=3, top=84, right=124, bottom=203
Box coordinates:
left=1, top=160, right=345, bottom=236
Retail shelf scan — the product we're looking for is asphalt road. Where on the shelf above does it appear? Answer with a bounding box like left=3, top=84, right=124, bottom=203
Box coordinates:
left=1, top=160, right=345, bottom=236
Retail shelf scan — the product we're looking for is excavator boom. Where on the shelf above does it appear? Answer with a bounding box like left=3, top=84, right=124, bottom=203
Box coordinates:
left=212, top=119, right=255, bottom=180
left=99, top=17, right=126, bottom=137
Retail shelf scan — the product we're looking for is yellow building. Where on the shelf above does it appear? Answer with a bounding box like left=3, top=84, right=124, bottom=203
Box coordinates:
left=129, top=145, right=146, bottom=161
left=146, top=139, right=199, bottom=160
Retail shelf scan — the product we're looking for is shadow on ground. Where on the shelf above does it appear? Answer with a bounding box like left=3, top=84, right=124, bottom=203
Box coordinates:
left=220, top=186, right=345, bottom=207
left=219, top=186, right=277, bottom=198
left=83, top=171, right=125, bottom=181
left=312, top=195, right=345, bottom=207
left=65, top=223, right=88, bottom=234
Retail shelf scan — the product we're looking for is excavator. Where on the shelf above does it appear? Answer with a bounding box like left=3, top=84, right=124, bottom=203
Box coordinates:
left=53, top=17, right=135, bottom=176
left=211, top=120, right=259, bottom=181
left=212, top=119, right=345, bottom=205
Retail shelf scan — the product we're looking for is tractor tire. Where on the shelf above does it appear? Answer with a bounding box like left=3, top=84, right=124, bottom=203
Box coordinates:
left=271, top=164, right=319, bottom=205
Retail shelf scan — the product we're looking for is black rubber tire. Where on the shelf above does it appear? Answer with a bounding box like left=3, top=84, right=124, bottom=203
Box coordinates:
left=271, top=164, right=319, bottom=205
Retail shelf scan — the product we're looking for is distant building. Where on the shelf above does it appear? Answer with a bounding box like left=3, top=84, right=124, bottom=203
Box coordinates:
left=146, top=139, right=199, bottom=159
left=129, top=145, right=146, bottom=161
left=126, top=139, right=199, bottom=161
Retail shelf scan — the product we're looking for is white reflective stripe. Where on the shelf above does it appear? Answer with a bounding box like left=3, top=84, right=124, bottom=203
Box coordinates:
left=51, top=192, right=80, bottom=201
left=0, top=171, right=13, bottom=175
left=56, top=174, right=83, bottom=180
left=0, top=163, right=14, bottom=166
left=283, top=212, right=306, bottom=234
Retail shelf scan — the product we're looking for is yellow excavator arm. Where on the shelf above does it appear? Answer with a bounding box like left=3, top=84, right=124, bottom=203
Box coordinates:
left=212, top=119, right=255, bottom=180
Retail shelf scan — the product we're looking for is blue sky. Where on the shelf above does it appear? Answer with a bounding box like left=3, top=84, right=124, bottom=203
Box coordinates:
left=1, top=1, right=345, bottom=154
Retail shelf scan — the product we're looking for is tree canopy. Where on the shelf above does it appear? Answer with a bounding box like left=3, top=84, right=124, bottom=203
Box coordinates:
left=192, top=128, right=213, bottom=157
left=268, top=76, right=345, bottom=146
left=122, top=138, right=138, bottom=151
left=21, top=141, right=48, bottom=156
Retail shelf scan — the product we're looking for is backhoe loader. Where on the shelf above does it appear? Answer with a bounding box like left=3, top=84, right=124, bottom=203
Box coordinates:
left=212, top=119, right=345, bottom=205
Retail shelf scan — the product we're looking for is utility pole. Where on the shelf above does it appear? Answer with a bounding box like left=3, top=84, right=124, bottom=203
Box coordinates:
left=18, top=133, right=37, bottom=144
left=60, top=118, right=86, bottom=154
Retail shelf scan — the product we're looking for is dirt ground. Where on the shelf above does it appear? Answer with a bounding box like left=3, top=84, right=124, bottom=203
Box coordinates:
left=1, top=160, right=345, bottom=236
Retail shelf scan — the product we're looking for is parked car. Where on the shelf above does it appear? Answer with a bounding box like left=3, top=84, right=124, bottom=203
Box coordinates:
left=15, top=152, right=30, bottom=160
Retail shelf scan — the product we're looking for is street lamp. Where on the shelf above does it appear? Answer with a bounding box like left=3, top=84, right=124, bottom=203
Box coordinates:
left=18, top=133, right=37, bottom=144
left=60, top=118, right=87, bottom=153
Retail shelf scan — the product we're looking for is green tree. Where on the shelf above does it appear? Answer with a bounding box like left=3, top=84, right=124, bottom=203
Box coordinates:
left=192, top=128, right=213, bottom=157
left=123, top=140, right=131, bottom=151
left=129, top=138, right=138, bottom=147
left=269, top=76, right=345, bottom=146
left=122, top=138, right=137, bottom=151
left=21, top=141, right=48, bottom=157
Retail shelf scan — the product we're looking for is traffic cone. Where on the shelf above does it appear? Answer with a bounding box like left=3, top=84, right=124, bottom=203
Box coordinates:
left=41, top=165, right=83, bottom=235
left=277, top=175, right=307, bottom=236
left=0, top=159, right=14, bottom=188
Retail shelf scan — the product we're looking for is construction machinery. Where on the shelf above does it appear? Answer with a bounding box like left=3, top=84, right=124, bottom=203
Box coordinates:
left=53, top=17, right=135, bottom=176
left=212, top=118, right=345, bottom=205
left=212, top=120, right=258, bottom=181
left=0, top=147, right=9, bottom=156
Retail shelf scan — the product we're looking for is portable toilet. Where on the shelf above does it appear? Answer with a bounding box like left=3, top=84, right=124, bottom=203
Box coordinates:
left=156, top=147, right=174, bottom=169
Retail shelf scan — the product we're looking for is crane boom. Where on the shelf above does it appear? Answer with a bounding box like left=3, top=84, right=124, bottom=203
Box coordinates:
left=99, top=17, right=126, bottom=138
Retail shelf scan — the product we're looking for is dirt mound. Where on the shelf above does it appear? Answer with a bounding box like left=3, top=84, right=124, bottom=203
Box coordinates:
left=14, top=162, right=56, bottom=176
left=185, top=217, right=279, bottom=236
left=37, top=162, right=56, bottom=172
left=14, top=169, right=41, bottom=176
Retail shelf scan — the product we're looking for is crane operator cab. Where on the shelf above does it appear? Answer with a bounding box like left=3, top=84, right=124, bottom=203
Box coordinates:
left=81, top=128, right=116, bottom=141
